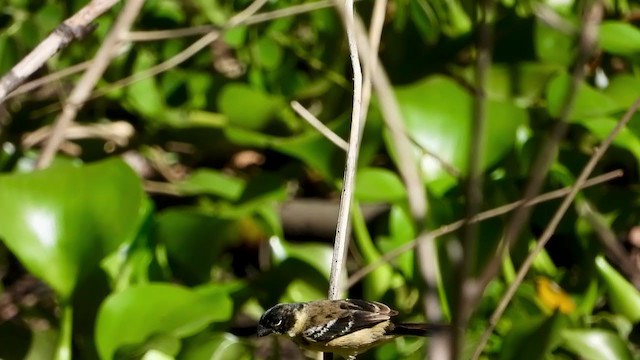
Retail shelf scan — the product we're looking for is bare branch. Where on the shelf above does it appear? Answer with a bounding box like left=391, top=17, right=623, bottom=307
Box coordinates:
left=578, top=201, right=640, bottom=289
left=291, top=101, right=349, bottom=151
left=471, top=96, right=640, bottom=360
left=346, top=169, right=624, bottom=289
left=327, top=0, right=364, bottom=300
left=0, top=0, right=119, bottom=103
left=472, top=0, right=604, bottom=307
left=455, top=0, right=495, bottom=357
left=34, top=0, right=146, bottom=169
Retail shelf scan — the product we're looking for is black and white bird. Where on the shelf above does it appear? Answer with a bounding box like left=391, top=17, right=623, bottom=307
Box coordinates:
left=257, top=299, right=448, bottom=359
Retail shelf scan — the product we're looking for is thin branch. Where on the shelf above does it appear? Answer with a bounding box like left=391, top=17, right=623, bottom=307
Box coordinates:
left=245, top=0, right=362, bottom=26
left=35, top=0, right=146, bottom=169
left=472, top=0, right=603, bottom=306
left=327, top=0, right=363, bottom=300
left=5, top=61, right=92, bottom=100
left=7, top=1, right=345, bottom=101
left=0, top=0, right=119, bottom=104
left=470, top=95, right=640, bottom=360
left=124, top=26, right=215, bottom=41
left=23, top=120, right=134, bottom=148
left=455, top=0, right=494, bottom=358
left=345, top=169, right=623, bottom=289
left=578, top=201, right=640, bottom=289
left=291, top=101, right=349, bottom=151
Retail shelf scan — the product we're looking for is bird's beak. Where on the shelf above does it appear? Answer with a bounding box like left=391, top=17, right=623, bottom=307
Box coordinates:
left=257, top=324, right=274, bottom=337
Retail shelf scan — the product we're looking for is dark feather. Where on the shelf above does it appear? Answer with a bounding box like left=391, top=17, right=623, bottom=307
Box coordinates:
left=390, top=323, right=450, bottom=337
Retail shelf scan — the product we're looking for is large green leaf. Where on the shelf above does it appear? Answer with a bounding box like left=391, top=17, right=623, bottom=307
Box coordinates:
left=95, top=283, right=233, bottom=360
left=561, top=329, right=633, bottom=360
left=0, top=158, right=146, bottom=299
left=595, top=256, right=640, bottom=322
left=546, top=73, right=622, bottom=121
left=599, top=21, right=640, bottom=55
left=395, top=75, right=527, bottom=187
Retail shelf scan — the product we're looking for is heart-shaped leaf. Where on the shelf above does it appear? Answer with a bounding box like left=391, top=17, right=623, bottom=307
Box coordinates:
left=394, top=75, right=527, bottom=189
left=0, top=158, right=147, bottom=299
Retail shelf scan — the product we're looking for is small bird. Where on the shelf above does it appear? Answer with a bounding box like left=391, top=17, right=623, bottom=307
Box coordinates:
left=257, top=299, right=448, bottom=359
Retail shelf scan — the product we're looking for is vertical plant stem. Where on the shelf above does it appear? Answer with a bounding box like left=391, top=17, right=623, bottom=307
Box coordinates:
left=54, top=302, right=73, bottom=360
left=327, top=0, right=363, bottom=301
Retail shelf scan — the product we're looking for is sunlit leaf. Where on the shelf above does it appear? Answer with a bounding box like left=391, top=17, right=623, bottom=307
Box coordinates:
left=395, top=75, right=527, bottom=190
left=95, top=283, right=233, bottom=360
left=546, top=73, right=621, bottom=120
left=0, top=158, right=146, bottom=299
left=269, top=236, right=332, bottom=280
left=595, top=256, right=640, bottom=322
left=599, top=21, right=640, bottom=55
left=355, top=168, right=407, bottom=203
left=561, top=329, right=633, bottom=360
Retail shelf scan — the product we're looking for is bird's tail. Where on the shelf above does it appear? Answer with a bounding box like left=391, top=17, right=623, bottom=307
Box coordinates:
left=390, top=323, right=450, bottom=337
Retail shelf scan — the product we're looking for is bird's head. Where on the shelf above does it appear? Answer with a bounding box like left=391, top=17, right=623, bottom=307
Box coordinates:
left=257, top=303, right=302, bottom=337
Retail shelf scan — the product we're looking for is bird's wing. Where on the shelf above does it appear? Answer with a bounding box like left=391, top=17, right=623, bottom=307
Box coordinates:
left=302, top=299, right=396, bottom=343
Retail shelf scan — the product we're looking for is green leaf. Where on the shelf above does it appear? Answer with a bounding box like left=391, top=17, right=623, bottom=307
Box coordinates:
left=546, top=73, right=622, bottom=120
left=0, top=158, right=146, bottom=299
left=595, top=256, right=640, bottom=322
left=126, top=51, right=166, bottom=118
left=218, top=83, right=280, bottom=131
left=561, top=329, right=633, bottom=360
left=176, top=169, right=245, bottom=200
left=180, top=332, right=252, bottom=360
left=395, top=75, right=527, bottom=189
left=95, top=283, right=233, bottom=360
left=577, top=117, right=640, bottom=169
left=154, top=209, right=240, bottom=284
left=355, top=168, right=407, bottom=203
left=499, top=313, right=567, bottom=360
left=599, top=21, right=640, bottom=55
left=254, top=36, right=282, bottom=70
left=535, top=18, right=576, bottom=66
left=0, top=34, right=18, bottom=75
left=457, top=63, right=562, bottom=106
left=269, top=237, right=333, bottom=280
left=603, top=75, right=640, bottom=108
left=378, top=205, right=415, bottom=278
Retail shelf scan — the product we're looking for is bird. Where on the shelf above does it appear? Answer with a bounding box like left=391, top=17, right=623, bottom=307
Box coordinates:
left=257, top=299, right=448, bottom=359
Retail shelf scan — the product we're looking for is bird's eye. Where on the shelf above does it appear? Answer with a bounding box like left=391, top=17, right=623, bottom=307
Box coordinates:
left=274, top=319, right=283, bottom=327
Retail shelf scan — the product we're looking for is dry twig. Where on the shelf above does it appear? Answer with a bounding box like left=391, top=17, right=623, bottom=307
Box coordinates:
left=472, top=0, right=604, bottom=307
left=34, top=0, right=146, bottom=169
left=0, top=0, right=119, bottom=103
left=327, top=0, right=364, bottom=300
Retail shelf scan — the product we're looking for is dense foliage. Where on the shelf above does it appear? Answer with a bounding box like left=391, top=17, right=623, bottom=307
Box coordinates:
left=1, top=0, right=640, bottom=359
